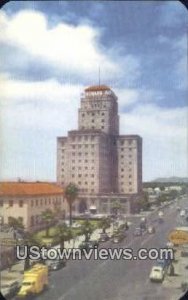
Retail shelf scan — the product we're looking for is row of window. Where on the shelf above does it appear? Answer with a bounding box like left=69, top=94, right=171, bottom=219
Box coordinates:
left=71, top=144, right=95, bottom=149
left=82, top=112, right=105, bottom=117
left=81, top=125, right=105, bottom=130
left=120, top=188, right=133, bottom=192
left=71, top=152, right=95, bottom=156
left=69, top=136, right=96, bottom=142
left=120, top=140, right=134, bottom=145
left=0, top=200, right=23, bottom=207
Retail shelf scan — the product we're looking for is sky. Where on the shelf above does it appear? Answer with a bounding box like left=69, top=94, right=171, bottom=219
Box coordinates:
left=0, top=1, right=187, bottom=182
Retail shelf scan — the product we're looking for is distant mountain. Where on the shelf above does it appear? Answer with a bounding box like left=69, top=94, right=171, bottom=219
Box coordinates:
left=153, top=177, right=188, bottom=183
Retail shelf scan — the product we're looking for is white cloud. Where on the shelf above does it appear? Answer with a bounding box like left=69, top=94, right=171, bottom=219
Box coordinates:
left=120, top=104, right=188, bottom=180
left=0, top=10, right=120, bottom=80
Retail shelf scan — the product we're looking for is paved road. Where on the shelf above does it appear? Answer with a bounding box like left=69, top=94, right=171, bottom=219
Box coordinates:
left=33, top=197, right=187, bottom=300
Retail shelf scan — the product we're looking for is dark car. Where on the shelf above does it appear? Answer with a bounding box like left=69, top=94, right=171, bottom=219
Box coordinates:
left=1, top=281, right=20, bottom=299
left=79, top=240, right=99, bottom=252
left=99, top=233, right=110, bottom=242
left=112, top=233, right=125, bottom=243
left=134, top=227, right=142, bottom=236
left=45, top=257, right=66, bottom=271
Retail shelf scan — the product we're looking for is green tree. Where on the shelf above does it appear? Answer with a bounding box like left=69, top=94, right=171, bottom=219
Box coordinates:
left=64, top=183, right=79, bottom=226
left=140, top=192, right=150, bottom=210
left=8, top=216, right=24, bottom=231
left=41, top=209, right=55, bottom=238
left=80, top=220, right=94, bottom=242
left=111, top=200, right=122, bottom=216
left=99, top=217, right=111, bottom=233
left=56, top=223, right=72, bottom=249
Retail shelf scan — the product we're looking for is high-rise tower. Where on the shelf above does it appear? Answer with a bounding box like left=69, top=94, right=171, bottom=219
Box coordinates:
left=57, top=85, right=142, bottom=214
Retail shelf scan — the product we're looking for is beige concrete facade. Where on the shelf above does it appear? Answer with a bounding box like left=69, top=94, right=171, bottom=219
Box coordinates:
left=57, top=85, right=142, bottom=213
left=0, top=182, right=67, bottom=232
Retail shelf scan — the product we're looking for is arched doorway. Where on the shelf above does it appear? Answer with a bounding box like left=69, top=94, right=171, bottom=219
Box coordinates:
left=78, top=199, right=87, bottom=213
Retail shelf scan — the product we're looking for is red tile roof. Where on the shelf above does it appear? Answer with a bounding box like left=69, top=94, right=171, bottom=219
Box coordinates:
left=0, top=182, right=63, bottom=196
left=85, top=85, right=111, bottom=92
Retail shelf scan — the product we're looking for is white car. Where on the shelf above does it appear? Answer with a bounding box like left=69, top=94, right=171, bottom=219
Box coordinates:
left=180, top=210, right=186, bottom=217
left=149, top=266, right=165, bottom=282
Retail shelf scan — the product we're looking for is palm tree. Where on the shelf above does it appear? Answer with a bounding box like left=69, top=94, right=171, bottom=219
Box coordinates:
left=80, top=220, right=94, bottom=242
left=99, top=217, right=111, bottom=233
left=41, top=209, right=55, bottom=238
left=56, top=222, right=72, bottom=249
left=111, top=200, right=122, bottom=217
left=64, top=183, right=78, bottom=226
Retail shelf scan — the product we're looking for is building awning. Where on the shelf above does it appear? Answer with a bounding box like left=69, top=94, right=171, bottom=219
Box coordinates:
left=89, top=206, right=97, bottom=210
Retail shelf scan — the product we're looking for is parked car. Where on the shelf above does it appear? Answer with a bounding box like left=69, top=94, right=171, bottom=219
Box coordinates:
left=134, top=227, right=142, bottom=236
left=1, top=280, right=20, bottom=299
left=79, top=240, right=99, bottom=252
left=156, top=257, right=171, bottom=270
left=149, top=266, right=165, bottom=282
left=99, top=233, right=110, bottom=242
left=112, top=233, right=125, bottom=243
left=147, top=226, right=156, bottom=234
left=45, top=257, right=66, bottom=271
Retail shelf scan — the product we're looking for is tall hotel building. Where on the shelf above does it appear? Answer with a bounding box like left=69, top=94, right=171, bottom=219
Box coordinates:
left=57, top=85, right=142, bottom=214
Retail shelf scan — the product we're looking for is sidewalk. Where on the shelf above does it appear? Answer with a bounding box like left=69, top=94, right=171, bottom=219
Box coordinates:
left=163, top=248, right=188, bottom=294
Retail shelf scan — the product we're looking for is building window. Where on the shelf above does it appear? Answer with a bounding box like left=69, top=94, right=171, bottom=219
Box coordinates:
left=78, top=174, right=82, bottom=177
left=85, top=144, right=88, bottom=148
left=101, top=112, right=105, bottom=116
left=128, top=140, right=132, bottom=145
left=129, top=182, right=132, bottom=185
left=129, top=161, right=132, bottom=165
left=121, top=141, right=124, bottom=145
left=18, top=200, right=23, bottom=207
left=129, top=155, right=132, bottom=158
left=72, top=160, right=75, bottom=163
left=85, top=166, right=88, bottom=170
left=92, top=112, right=95, bottom=116
left=72, top=174, right=75, bottom=178
left=85, top=182, right=88, bottom=185
left=31, top=200, right=34, bottom=207
left=101, top=126, right=104, bottom=129
left=85, top=152, right=88, bottom=155
left=129, top=175, right=132, bottom=178
left=121, top=155, right=124, bottom=158
left=78, top=152, right=82, bottom=156
left=72, top=145, right=75, bottom=149
left=121, top=175, right=124, bottom=178
left=72, top=152, right=75, bottom=156
left=72, top=166, right=75, bottom=170
left=82, top=113, right=85, bottom=117
left=0, top=200, right=3, bottom=206
left=101, top=119, right=105, bottom=123
left=121, top=168, right=124, bottom=172
left=78, top=181, right=81, bottom=185
left=85, top=159, right=88, bottom=163
left=9, top=200, right=13, bottom=207
left=91, top=174, right=94, bottom=177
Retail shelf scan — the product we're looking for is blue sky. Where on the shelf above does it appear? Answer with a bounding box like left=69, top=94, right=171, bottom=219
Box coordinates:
left=0, top=1, right=187, bottom=181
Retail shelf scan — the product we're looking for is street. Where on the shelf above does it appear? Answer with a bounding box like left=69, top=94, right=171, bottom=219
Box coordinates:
left=31, top=198, right=187, bottom=300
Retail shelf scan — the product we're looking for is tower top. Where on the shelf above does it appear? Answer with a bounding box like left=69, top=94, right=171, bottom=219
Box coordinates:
left=85, top=85, right=111, bottom=92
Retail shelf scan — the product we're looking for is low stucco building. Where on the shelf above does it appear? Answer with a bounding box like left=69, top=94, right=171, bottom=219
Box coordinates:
left=0, top=182, right=67, bottom=232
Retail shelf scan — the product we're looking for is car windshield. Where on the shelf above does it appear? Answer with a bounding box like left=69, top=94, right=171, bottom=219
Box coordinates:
left=22, top=282, right=33, bottom=286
